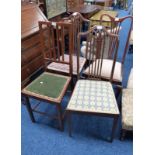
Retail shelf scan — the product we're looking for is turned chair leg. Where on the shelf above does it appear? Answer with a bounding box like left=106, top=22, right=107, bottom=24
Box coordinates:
left=120, top=129, right=126, bottom=141
left=25, top=96, right=35, bottom=123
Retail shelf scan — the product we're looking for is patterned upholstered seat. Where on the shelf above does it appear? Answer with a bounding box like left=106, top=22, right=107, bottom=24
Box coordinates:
left=122, top=89, right=133, bottom=130
left=47, top=54, right=86, bottom=75
left=67, top=80, right=119, bottom=115
left=121, top=68, right=133, bottom=140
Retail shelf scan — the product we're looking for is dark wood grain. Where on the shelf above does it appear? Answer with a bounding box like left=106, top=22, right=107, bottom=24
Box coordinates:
left=21, top=3, right=48, bottom=88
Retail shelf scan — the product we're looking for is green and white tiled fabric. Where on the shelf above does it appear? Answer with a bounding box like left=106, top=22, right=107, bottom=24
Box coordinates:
left=122, top=89, right=133, bottom=131
left=67, top=80, right=119, bottom=115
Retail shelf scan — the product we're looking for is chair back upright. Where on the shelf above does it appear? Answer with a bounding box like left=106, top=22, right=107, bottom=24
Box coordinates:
left=99, top=14, right=133, bottom=64
left=77, top=25, right=119, bottom=81
left=39, top=21, right=73, bottom=76
left=64, top=12, right=90, bottom=53
left=63, top=12, right=90, bottom=75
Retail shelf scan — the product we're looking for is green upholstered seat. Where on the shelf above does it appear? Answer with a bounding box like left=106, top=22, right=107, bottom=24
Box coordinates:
left=22, top=72, right=71, bottom=102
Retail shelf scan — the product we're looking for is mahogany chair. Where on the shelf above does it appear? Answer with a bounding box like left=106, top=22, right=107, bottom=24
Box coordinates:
left=96, top=14, right=133, bottom=86
left=66, top=25, right=120, bottom=142
left=22, top=22, right=73, bottom=130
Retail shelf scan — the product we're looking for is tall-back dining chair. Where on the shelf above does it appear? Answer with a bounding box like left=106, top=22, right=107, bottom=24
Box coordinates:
left=97, top=14, right=133, bottom=86
left=66, top=25, right=120, bottom=142
left=22, top=22, right=73, bottom=130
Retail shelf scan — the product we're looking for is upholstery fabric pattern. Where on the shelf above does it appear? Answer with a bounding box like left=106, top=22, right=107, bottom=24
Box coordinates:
left=127, top=68, right=133, bottom=89
left=122, top=89, right=133, bottom=131
left=22, top=72, right=71, bottom=102
left=67, top=80, right=119, bottom=115
left=47, top=54, right=86, bottom=75
left=84, top=59, right=122, bottom=82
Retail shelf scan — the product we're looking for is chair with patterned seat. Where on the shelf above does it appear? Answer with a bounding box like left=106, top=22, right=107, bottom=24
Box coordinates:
left=22, top=22, right=73, bottom=130
left=66, top=25, right=120, bottom=142
left=121, top=68, right=133, bottom=140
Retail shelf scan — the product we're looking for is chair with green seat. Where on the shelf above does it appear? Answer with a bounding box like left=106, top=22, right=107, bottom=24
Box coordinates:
left=22, top=22, right=73, bottom=130
left=66, top=25, right=120, bottom=142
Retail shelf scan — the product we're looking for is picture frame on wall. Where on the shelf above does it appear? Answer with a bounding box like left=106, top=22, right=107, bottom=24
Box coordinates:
left=45, top=0, right=67, bottom=19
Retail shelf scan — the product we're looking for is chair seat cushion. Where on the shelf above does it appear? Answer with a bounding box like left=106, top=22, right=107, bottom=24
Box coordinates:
left=67, top=80, right=119, bottom=115
left=122, top=89, right=133, bottom=131
left=22, top=72, right=71, bottom=103
left=47, top=54, right=86, bottom=75
left=84, top=59, right=122, bottom=82
left=127, top=68, right=133, bottom=89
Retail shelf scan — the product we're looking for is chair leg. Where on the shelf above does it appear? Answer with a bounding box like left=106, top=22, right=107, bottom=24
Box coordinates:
left=56, top=104, right=63, bottom=131
left=110, top=116, right=119, bottom=142
left=67, top=111, right=72, bottom=137
left=25, top=96, right=35, bottom=123
left=70, top=78, right=74, bottom=91
left=120, top=129, right=126, bottom=141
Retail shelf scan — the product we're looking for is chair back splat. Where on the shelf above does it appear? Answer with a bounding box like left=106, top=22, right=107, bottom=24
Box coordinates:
left=99, top=14, right=133, bottom=64
left=38, top=21, right=73, bottom=76
left=78, top=25, right=119, bottom=81
left=69, top=12, right=90, bottom=52
left=62, top=12, right=90, bottom=75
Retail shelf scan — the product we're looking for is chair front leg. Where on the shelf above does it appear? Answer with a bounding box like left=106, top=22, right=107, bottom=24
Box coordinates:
left=25, top=96, right=35, bottom=123
left=56, top=104, right=63, bottom=131
left=110, top=115, right=119, bottom=142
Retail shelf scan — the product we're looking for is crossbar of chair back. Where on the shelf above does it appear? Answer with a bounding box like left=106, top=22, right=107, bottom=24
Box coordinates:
left=99, top=15, right=133, bottom=64
left=39, top=21, right=73, bottom=76
left=77, top=25, right=119, bottom=81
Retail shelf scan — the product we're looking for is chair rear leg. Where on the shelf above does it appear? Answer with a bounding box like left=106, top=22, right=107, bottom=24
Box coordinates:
left=120, top=129, right=127, bottom=141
